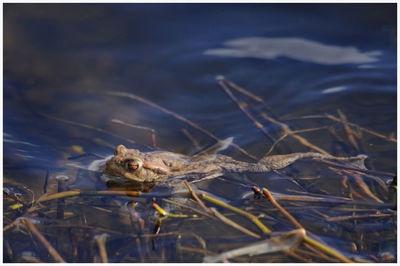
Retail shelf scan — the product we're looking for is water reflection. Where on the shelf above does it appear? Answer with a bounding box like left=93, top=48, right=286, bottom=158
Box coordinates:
left=3, top=4, right=396, bottom=263
left=204, top=37, right=382, bottom=65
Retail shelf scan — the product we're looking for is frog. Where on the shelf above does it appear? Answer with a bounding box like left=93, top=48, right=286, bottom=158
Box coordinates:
left=100, top=143, right=367, bottom=187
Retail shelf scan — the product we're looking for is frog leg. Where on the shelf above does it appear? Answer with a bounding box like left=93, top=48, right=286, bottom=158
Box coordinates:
left=258, top=152, right=367, bottom=171
left=190, top=172, right=224, bottom=183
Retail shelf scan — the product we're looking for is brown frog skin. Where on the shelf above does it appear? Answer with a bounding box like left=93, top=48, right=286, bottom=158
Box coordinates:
left=102, top=144, right=366, bottom=185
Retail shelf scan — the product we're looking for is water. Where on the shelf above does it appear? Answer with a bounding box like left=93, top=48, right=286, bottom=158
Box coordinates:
left=3, top=3, right=396, bottom=263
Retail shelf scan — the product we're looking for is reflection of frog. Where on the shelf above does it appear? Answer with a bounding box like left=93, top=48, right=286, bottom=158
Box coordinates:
left=102, top=144, right=366, bottom=186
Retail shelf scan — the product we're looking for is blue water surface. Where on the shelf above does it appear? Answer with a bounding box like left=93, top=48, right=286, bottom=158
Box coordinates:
left=3, top=3, right=396, bottom=263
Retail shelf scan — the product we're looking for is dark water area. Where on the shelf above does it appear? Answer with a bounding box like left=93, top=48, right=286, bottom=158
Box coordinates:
left=3, top=3, right=397, bottom=263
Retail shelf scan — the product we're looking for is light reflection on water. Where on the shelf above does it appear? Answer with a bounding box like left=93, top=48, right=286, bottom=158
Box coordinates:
left=204, top=37, right=382, bottom=65
left=3, top=3, right=396, bottom=263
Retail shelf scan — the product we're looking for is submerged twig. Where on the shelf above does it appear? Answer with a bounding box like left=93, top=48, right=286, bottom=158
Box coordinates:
left=21, top=218, right=66, bottom=263
left=36, top=190, right=143, bottom=203
left=183, top=180, right=210, bottom=213
left=325, top=213, right=394, bottom=222
left=152, top=199, right=198, bottom=218
left=197, top=192, right=271, bottom=234
left=261, top=188, right=354, bottom=263
left=94, top=234, right=109, bottom=263
left=209, top=207, right=261, bottom=239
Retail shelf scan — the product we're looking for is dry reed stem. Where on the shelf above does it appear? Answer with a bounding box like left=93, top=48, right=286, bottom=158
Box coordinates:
left=179, top=246, right=216, bottom=255
left=152, top=199, right=198, bottom=218
left=39, top=112, right=136, bottom=144
left=262, top=187, right=304, bottom=229
left=302, top=236, right=353, bottom=263
left=299, top=114, right=397, bottom=143
left=181, top=128, right=202, bottom=150
left=261, top=188, right=354, bottom=263
left=261, top=113, right=331, bottom=155
left=218, top=77, right=333, bottom=156
left=183, top=180, right=210, bottom=213
left=108, top=91, right=258, bottom=160
left=36, top=190, right=143, bottom=203
left=198, top=192, right=271, bottom=234
left=21, top=218, right=66, bottom=263
left=94, top=234, right=109, bottom=263
left=301, top=243, right=341, bottom=262
left=221, top=76, right=264, bottom=103
left=325, top=213, right=394, bottom=222
left=218, top=79, right=275, bottom=141
left=315, top=158, right=396, bottom=177
left=353, top=175, right=383, bottom=203
left=162, top=198, right=212, bottom=218
left=209, top=207, right=262, bottom=239
left=111, top=119, right=157, bottom=148
left=337, top=109, right=360, bottom=150
left=3, top=219, right=20, bottom=232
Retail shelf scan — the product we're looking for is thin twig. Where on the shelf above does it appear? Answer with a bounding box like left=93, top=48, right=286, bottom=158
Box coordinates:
left=337, top=109, right=359, bottom=150
left=183, top=180, right=210, bottom=213
left=21, top=218, right=66, bottom=263
left=261, top=113, right=331, bottom=155
left=262, top=187, right=303, bottom=229
left=210, top=207, right=261, bottom=239
left=297, top=114, right=397, bottom=143
left=353, top=175, right=383, bottom=203
left=325, top=213, right=394, bottom=222
left=39, top=112, right=135, bottom=144
left=111, top=119, right=157, bottom=148
left=315, top=158, right=396, bottom=177
left=94, top=234, right=109, bottom=263
left=108, top=90, right=258, bottom=160
left=218, top=78, right=275, bottom=142
left=181, top=128, right=202, bottom=151
left=261, top=188, right=353, bottom=263
left=198, top=192, right=271, bottom=234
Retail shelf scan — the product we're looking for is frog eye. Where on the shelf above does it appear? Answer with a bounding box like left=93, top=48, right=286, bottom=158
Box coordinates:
left=124, top=159, right=142, bottom=171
